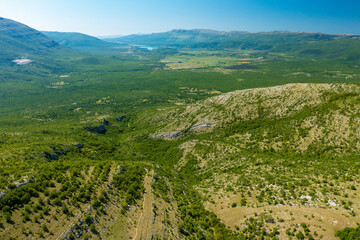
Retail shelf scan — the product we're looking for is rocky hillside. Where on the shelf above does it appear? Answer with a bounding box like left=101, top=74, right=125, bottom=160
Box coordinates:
left=148, top=83, right=360, bottom=154
left=145, top=83, right=360, bottom=239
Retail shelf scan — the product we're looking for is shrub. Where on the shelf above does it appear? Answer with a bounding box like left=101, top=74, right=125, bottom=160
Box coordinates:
left=42, top=224, right=49, bottom=232
left=336, top=226, right=360, bottom=240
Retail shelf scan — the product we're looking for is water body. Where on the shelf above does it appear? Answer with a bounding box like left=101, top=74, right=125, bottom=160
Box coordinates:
left=130, top=44, right=158, bottom=51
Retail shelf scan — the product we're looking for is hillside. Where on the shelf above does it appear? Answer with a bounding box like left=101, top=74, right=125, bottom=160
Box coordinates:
left=43, top=31, right=120, bottom=51
left=142, top=83, right=360, bottom=239
left=2, top=82, right=360, bottom=239
left=0, top=17, right=64, bottom=64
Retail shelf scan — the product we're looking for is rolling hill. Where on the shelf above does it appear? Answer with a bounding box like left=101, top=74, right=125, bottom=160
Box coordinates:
left=2, top=82, right=360, bottom=239
left=140, top=83, right=360, bottom=239
left=0, top=17, right=65, bottom=64
left=43, top=31, right=120, bottom=51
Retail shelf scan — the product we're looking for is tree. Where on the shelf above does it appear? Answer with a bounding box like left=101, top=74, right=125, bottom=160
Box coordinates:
left=296, top=231, right=305, bottom=240
left=90, top=223, right=97, bottom=234
left=4, top=212, right=12, bottom=223
left=42, top=224, right=49, bottom=232
left=21, top=193, right=31, bottom=204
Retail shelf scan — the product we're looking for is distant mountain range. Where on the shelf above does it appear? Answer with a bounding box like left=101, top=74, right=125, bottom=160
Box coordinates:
left=1, top=16, right=360, bottom=64
left=103, top=29, right=360, bottom=51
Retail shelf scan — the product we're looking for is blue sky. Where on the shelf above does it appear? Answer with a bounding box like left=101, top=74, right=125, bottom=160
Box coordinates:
left=0, top=0, right=359, bottom=36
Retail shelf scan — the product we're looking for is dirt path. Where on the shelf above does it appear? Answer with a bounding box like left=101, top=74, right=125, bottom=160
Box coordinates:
left=133, top=170, right=154, bottom=240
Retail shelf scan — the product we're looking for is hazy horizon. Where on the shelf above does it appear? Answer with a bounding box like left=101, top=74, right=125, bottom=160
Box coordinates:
left=0, top=0, right=359, bottom=36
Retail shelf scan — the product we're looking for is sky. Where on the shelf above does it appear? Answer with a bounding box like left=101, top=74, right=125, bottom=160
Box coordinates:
left=0, top=0, right=359, bottom=36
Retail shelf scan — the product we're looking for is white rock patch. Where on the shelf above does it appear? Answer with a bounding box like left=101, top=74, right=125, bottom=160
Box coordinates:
left=12, top=58, right=32, bottom=65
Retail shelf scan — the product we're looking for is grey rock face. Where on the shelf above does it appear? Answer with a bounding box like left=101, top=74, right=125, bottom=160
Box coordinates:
left=149, top=131, right=182, bottom=139
left=190, top=122, right=215, bottom=131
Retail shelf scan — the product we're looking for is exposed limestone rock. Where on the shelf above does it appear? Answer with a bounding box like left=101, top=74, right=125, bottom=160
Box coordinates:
left=190, top=122, right=216, bottom=131
left=145, top=83, right=360, bottom=138
left=149, top=131, right=182, bottom=139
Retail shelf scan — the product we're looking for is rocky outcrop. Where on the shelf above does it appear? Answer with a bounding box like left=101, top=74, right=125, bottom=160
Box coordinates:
left=117, top=115, right=127, bottom=122
left=42, top=152, right=58, bottom=160
left=84, top=125, right=107, bottom=134
left=103, top=118, right=110, bottom=126
left=40, top=145, right=82, bottom=161
left=149, top=131, right=182, bottom=139
left=0, top=177, right=32, bottom=199
left=73, top=143, right=84, bottom=149
left=149, top=122, right=216, bottom=140
left=146, top=83, right=360, bottom=137
left=189, top=122, right=216, bottom=131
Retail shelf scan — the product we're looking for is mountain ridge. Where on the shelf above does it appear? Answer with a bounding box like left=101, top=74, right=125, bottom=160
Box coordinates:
left=103, top=29, right=360, bottom=51
left=0, top=17, right=68, bottom=65
left=43, top=31, right=120, bottom=50
left=0, top=18, right=61, bottom=50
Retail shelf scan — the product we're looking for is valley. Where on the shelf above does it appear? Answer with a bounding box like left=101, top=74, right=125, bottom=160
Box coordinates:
left=0, top=17, right=360, bottom=240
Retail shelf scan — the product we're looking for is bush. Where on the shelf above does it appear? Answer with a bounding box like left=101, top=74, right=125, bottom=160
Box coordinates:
left=336, top=226, right=360, bottom=240
left=52, top=198, right=62, bottom=206
left=4, top=212, right=12, bottom=223
left=62, top=204, right=69, bottom=215
left=42, top=224, right=49, bottom=232
left=296, top=231, right=305, bottom=240
left=90, top=223, right=96, bottom=234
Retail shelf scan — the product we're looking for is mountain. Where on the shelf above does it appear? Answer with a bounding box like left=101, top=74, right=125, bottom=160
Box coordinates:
left=0, top=17, right=64, bottom=64
left=104, top=29, right=359, bottom=50
left=97, top=34, right=124, bottom=39
left=43, top=31, right=120, bottom=51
